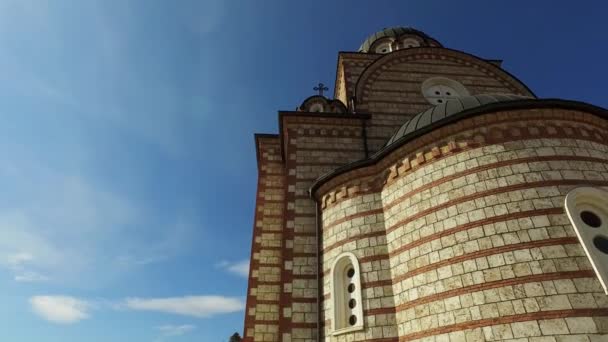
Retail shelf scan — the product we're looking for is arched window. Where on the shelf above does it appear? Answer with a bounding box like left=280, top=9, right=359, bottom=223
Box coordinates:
left=331, top=252, right=364, bottom=335
left=421, top=77, right=469, bottom=105
left=374, top=41, right=392, bottom=54
left=565, top=187, right=608, bottom=294
left=309, top=103, right=324, bottom=113
left=401, top=38, right=420, bottom=48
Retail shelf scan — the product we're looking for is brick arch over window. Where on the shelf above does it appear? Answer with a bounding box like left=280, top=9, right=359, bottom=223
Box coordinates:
left=354, top=47, right=536, bottom=107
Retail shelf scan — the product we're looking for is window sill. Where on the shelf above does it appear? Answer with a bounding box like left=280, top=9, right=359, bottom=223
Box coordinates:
left=331, top=325, right=364, bottom=336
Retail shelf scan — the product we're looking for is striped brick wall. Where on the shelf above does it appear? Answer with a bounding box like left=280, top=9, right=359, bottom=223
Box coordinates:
left=316, top=109, right=608, bottom=342
left=244, top=135, right=285, bottom=342
left=280, top=113, right=368, bottom=342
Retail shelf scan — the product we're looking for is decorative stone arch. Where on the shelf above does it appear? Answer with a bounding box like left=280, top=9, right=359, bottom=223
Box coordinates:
left=354, top=47, right=536, bottom=106
left=330, top=252, right=364, bottom=335
left=299, top=95, right=347, bottom=113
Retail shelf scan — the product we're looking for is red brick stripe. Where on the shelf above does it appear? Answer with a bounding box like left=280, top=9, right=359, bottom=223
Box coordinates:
left=365, top=307, right=397, bottom=316
left=322, top=230, right=386, bottom=253
left=399, top=309, right=608, bottom=341
left=362, top=279, right=394, bottom=289
left=396, top=270, right=595, bottom=312
left=389, top=208, right=564, bottom=257
left=392, top=237, right=579, bottom=283
left=324, top=208, right=384, bottom=230
left=386, top=179, right=608, bottom=234
left=322, top=208, right=561, bottom=255
left=383, top=155, right=608, bottom=212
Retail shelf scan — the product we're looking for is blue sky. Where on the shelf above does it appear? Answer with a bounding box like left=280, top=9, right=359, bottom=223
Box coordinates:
left=0, top=1, right=606, bottom=341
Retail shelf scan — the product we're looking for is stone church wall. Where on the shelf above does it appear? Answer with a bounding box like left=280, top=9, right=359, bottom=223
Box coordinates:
left=245, top=114, right=368, bottom=342
left=316, top=108, right=608, bottom=341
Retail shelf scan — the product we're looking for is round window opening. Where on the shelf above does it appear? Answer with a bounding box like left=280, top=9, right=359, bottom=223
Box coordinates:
left=581, top=210, right=602, bottom=228
left=421, top=77, right=469, bottom=105
left=348, top=299, right=356, bottom=309
left=349, top=315, right=357, bottom=326
left=346, top=268, right=355, bottom=278
left=347, top=283, right=355, bottom=293
left=593, top=235, right=608, bottom=254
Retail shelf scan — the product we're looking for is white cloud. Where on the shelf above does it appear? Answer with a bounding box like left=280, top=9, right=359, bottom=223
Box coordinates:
left=124, top=296, right=244, bottom=318
left=15, top=271, right=49, bottom=282
left=29, top=296, right=90, bottom=324
left=157, top=324, right=196, bottom=337
left=216, top=259, right=249, bottom=278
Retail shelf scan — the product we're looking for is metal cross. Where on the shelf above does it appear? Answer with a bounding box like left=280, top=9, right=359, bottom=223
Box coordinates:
left=313, top=83, right=328, bottom=96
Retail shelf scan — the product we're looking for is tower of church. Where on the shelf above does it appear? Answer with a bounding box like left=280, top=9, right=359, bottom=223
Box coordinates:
left=243, top=27, right=608, bottom=342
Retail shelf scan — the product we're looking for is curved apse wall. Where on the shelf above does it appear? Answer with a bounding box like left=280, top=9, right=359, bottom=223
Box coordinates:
left=318, top=107, right=608, bottom=341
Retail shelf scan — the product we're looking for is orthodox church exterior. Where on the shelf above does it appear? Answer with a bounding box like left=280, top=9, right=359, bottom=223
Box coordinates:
left=242, top=27, right=608, bottom=342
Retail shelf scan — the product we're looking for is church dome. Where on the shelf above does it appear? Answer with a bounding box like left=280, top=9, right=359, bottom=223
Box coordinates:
left=358, top=27, right=441, bottom=53
left=384, top=93, right=532, bottom=147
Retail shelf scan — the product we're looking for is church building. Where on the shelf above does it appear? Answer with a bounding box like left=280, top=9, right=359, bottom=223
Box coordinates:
left=242, top=27, right=608, bottom=342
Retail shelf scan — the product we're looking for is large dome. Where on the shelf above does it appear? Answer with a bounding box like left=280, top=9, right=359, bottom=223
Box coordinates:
left=384, top=93, right=532, bottom=147
left=358, top=27, right=439, bottom=52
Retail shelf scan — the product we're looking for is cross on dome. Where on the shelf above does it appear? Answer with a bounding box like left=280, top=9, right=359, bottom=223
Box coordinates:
left=313, top=83, right=328, bottom=96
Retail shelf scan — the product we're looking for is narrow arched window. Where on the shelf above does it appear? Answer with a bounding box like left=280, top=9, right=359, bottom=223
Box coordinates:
left=565, top=187, right=608, bottom=294
left=331, top=252, right=364, bottom=335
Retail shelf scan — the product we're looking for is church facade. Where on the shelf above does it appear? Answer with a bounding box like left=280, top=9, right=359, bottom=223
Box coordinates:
left=242, top=27, right=608, bottom=342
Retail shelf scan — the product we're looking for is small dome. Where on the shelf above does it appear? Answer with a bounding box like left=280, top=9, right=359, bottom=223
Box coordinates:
left=298, top=95, right=347, bottom=114
left=358, top=27, right=439, bottom=53
left=384, top=94, right=532, bottom=147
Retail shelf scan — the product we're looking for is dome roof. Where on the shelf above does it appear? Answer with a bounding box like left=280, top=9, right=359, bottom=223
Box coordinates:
left=384, top=94, right=532, bottom=147
left=358, top=27, right=437, bottom=52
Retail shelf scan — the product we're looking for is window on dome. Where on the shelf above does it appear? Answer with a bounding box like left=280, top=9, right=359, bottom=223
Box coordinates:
left=421, top=77, right=469, bottom=105
left=331, top=253, right=364, bottom=335
left=309, top=103, right=324, bottom=113
left=374, top=42, right=392, bottom=54
left=565, top=187, right=608, bottom=294
left=402, top=38, right=420, bottom=48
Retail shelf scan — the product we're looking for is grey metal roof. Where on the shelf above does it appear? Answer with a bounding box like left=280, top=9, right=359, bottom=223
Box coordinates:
left=384, top=94, right=532, bottom=147
left=358, top=27, right=437, bottom=52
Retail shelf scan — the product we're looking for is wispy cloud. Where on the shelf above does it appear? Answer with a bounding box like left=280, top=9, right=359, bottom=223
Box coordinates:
left=15, top=271, right=49, bottom=283
left=124, top=296, right=244, bottom=318
left=0, top=174, right=140, bottom=286
left=29, top=294, right=243, bottom=324
left=0, top=167, right=197, bottom=288
left=29, top=296, right=90, bottom=324
left=216, top=260, right=249, bottom=278
left=2, top=252, right=49, bottom=283
left=157, top=324, right=196, bottom=337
